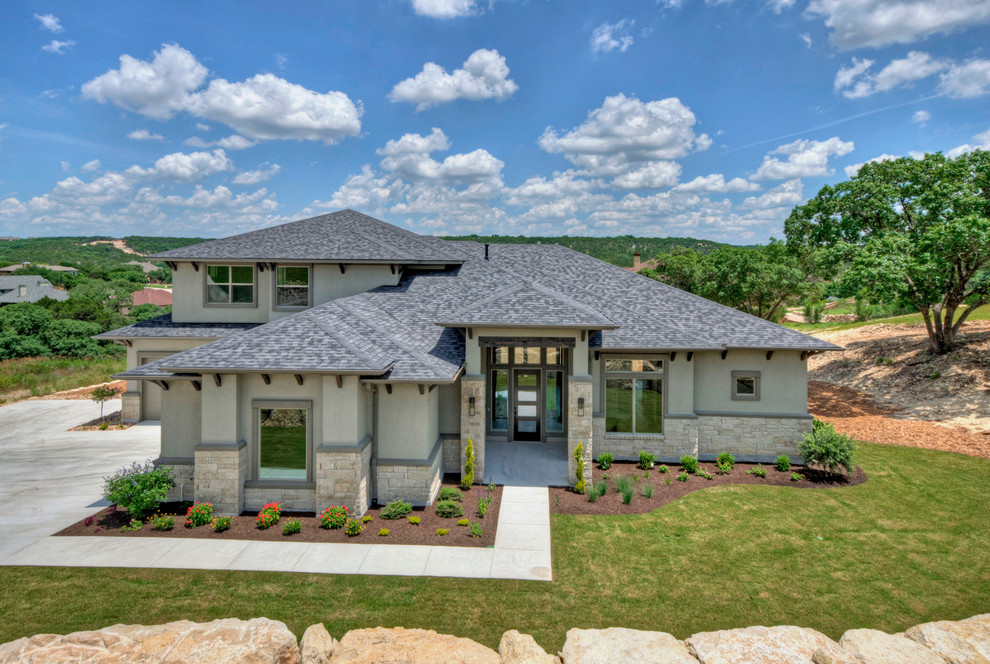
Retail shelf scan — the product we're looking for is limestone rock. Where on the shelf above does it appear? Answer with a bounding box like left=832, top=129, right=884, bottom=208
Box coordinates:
left=0, top=617, right=299, bottom=664
left=839, top=628, right=945, bottom=664
left=686, top=625, right=859, bottom=664
left=302, top=623, right=337, bottom=664
left=330, top=627, right=499, bottom=664
left=560, top=627, right=696, bottom=664
left=499, top=630, right=560, bottom=664
left=905, top=614, right=990, bottom=664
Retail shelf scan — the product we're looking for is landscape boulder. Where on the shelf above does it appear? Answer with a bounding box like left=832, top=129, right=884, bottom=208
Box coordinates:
left=560, top=627, right=696, bottom=664
left=905, top=614, right=990, bottom=664
left=302, top=623, right=337, bottom=664
left=839, top=628, right=945, bottom=664
left=499, top=630, right=560, bottom=664
left=329, top=627, right=499, bottom=664
left=686, top=625, right=858, bottom=664
left=0, top=617, right=299, bottom=664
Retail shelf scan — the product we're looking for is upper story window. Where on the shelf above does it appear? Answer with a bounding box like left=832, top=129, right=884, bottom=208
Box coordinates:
left=206, top=265, right=255, bottom=306
left=275, top=266, right=310, bottom=309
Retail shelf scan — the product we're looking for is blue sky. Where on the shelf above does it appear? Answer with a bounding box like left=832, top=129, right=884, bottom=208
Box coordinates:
left=1, top=0, right=988, bottom=243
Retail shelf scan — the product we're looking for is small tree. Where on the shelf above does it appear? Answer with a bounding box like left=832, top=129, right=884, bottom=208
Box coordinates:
left=798, top=420, right=856, bottom=476
left=461, top=438, right=475, bottom=490
left=91, top=384, right=122, bottom=420
left=573, top=442, right=586, bottom=494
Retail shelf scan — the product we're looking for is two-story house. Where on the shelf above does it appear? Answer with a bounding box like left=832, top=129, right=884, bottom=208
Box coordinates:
left=98, top=210, right=838, bottom=516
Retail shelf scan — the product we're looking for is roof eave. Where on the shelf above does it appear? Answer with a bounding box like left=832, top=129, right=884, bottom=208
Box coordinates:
left=435, top=321, right=620, bottom=330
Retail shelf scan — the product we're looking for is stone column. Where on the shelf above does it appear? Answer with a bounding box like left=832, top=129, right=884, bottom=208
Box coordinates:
left=121, top=391, right=141, bottom=423
left=193, top=441, right=246, bottom=515
left=315, top=437, right=371, bottom=516
left=568, top=375, right=594, bottom=487
left=460, top=375, right=485, bottom=485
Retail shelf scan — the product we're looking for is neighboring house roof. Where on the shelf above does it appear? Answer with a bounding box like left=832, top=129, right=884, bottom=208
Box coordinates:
left=126, top=260, right=162, bottom=274
left=0, top=276, right=69, bottom=304
left=0, top=263, right=78, bottom=274
left=131, top=288, right=173, bottom=307
left=150, top=209, right=466, bottom=264
left=95, top=314, right=258, bottom=340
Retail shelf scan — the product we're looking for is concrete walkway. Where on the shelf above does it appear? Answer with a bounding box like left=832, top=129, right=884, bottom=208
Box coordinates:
left=486, top=441, right=569, bottom=487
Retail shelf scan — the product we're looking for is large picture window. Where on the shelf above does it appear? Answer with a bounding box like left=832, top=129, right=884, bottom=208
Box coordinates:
left=604, top=356, right=664, bottom=434
left=275, top=266, right=310, bottom=309
left=206, top=265, right=254, bottom=305
left=258, top=407, right=308, bottom=480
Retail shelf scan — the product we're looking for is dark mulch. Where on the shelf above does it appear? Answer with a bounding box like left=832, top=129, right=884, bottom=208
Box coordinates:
left=550, top=460, right=867, bottom=515
left=68, top=410, right=133, bottom=431
left=56, top=477, right=501, bottom=548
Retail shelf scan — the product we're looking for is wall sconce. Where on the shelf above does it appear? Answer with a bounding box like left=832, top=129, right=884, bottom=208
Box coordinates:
left=577, top=397, right=585, bottom=417
left=469, top=396, right=476, bottom=417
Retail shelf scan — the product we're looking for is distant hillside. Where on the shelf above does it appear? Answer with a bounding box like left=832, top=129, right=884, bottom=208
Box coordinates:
left=0, top=236, right=130, bottom=271
left=441, top=235, right=731, bottom=267
left=123, top=236, right=206, bottom=255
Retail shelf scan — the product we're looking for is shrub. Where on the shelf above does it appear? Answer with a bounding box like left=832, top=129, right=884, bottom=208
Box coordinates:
left=620, top=487, right=634, bottom=504
left=614, top=474, right=632, bottom=494
left=99, top=422, right=109, bottom=431
left=378, top=528, right=389, bottom=537
left=587, top=487, right=598, bottom=503
left=715, top=460, right=731, bottom=475
left=283, top=519, right=302, bottom=536
left=676, top=470, right=689, bottom=482
left=344, top=518, right=363, bottom=536
left=799, top=421, right=856, bottom=476
left=361, top=515, right=373, bottom=524
left=804, top=298, right=825, bottom=324
left=149, top=514, right=174, bottom=531
left=477, top=495, right=492, bottom=518
left=255, top=502, right=282, bottom=530
left=461, top=438, right=475, bottom=490
left=456, top=518, right=469, bottom=526
left=665, top=478, right=673, bottom=485
left=716, top=451, right=735, bottom=469
left=436, top=500, right=464, bottom=518
left=641, top=483, right=654, bottom=498
left=185, top=502, right=213, bottom=528
left=102, top=460, right=175, bottom=519
left=438, top=487, right=462, bottom=502
left=775, top=455, right=791, bottom=472
left=747, top=465, right=767, bottom=478
left=408, top=516, right=420, bottom=525
left=380, top=500, right=412, bottom=520
left=638, top=450, right=656, bottom=470
left=597, top=452, right=614, bottom=470
left=680, top=455, right=698, bottom=474
left=469, top=522, right=482, bottom=538
left=658, top=464, right=669, bottom=474
left=791, top=472, right=805, bottom=482
left=211, top=515, right=232, bottom=533
left=573, top=442, right=586, bottom=495
left=595, top=479, right=608, bottom=497
left=121, top=518, right=143, bottom=532
left=435, top=528, right=450, bottom=536
left=321, top=505, right=348, bottom=529
left=697, top=469, right=714, bottom=480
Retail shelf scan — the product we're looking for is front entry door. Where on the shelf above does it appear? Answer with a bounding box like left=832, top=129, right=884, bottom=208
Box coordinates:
left=513, top=370, right=541, bottom=441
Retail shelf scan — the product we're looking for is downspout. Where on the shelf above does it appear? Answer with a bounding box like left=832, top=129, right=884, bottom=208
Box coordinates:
left=369, top=384, right=379, bottom=506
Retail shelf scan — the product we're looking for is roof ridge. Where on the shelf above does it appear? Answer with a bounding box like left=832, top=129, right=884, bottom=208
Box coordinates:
left=304, top=307, right=391, bottom=370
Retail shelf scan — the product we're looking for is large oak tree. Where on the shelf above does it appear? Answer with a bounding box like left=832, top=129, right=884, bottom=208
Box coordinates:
left=785, top=150, right=990, bottom=354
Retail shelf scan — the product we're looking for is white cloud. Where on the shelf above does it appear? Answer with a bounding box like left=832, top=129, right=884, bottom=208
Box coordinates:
left=82, top=43, right=363, bottom=143
left=610, top=161, right=681, bottom=189
left=799, top=33, right=813, bottom=48
left=672, top=173, right=762, bottom=193
left=34, top=13, right=63, bottom=32
left=946, top=127, right=990, bottom=158
left=233, top=162, right=281, bottom=185
left=835, top=51, right=947, bottom=99
left=844, top=153, right=899, bottom=177
left=751, top=137, right=855, bottom=180
left=410, top=0, right=479, bottom=18
left=51, top=172, right=134, bottom=206
left=60, top=161, right=70, bottom=172
left=938, top=59, right=990, bottom=98
left=126, top=149, right=233, bottom=182
left=127, top=129, right=165, bottom=141
left=195, top=123, right=211, bottom=132
left=389, top=49, right=518, bottom=111
left=42, top=40, right=75, bottom=55
left=274, top=54, right=288, bottom=70
left=185, top=134, right=257, bottom=150
left=768, top=0, right=796, bottom=12
left=912, top=110, right=931, bottom=125
left=377, top=129, right=503, bottom=184
left=82, top=159, right=101, bottom=173
left=590, top=20, right=635, bottom=55
left=805, top=0, right=990, bottom=50
left=738, top=179, right=803, bottom=209
left=311, top=166, right=409, bottom=212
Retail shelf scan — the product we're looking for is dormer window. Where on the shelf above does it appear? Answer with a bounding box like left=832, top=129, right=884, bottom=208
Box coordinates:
left=275, top=266, right=310, bottom=310
left=206, top=265, right=255, bottom=306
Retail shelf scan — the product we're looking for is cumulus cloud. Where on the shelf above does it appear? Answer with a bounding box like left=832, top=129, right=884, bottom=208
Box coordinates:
left=946, top=127, right=990, bottom=158
left=611, top=161, right=681, bottom=189
left=127, top=129, right=165, bottom=141
left=938, top=58, right=990, bottom=98
left=737, top=179, right=803, bottom=209
left=844, top=153, right=899, bottom=177
left=82, top=43, right=363, bottom=143
left=768, top=0, right=797, bottom=12
left=185, top=134, right=256, bottom=150
left=590, top=19, right=635, bottom=55
left=233, top=162, right=281, bottom=185
left=805, top=0, right=990, bottom=50
left=34, top=13, right=63, bottom=32
left=834, top=51, right=947, bottom=98
left=42, top=40, right=75, bottom=54
left=410, top=0, right=480, bottom=18
left=912, top=110, right=931, bottom=125
left=81, top=159, right=101, bottom=173
left=126, top=149, right=233, bottom=182
left=672, top=173, right=762, bottom=193
left=751, top=137, right=854, bottom=180
left=389, top=49, right=518, bottom=111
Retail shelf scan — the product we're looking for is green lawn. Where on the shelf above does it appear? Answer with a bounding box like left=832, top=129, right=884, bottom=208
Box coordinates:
left=0, top=355, right=126, bottom=404
left=0, top=442, right=987, bottom=651
left=784, top=304, right=989, bottom=333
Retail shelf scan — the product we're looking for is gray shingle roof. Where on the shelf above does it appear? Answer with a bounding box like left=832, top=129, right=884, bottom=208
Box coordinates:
left=114, top=357, right=198, bottom=380
left=0, top=276, right=69, bottom=304
left=151, top=209, right=466, bottom=264
left=436, top=282, right=618, bottom=329
left=94, top=314, right=258, bottom=340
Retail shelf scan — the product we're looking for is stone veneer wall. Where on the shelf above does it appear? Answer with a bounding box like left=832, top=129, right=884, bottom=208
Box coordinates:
left=244, top=486, right=316, bottom=512
left=460, top=375, right=485, bottom=485
left=121, top=392, right=141, bottom=424
left=315, top=437, right=372, bottom=516
left=567, top=376, right=593, bottom=486
left=376, top=437, right=443, bottom=506
left=697, top=413, right=812, bottom=460
left=593, top=416, right=700, bottom=460
left=193, top=442, right=247, bottom=515
left=154, top=459, right=194, bottom=502
left=441, top=434, right=461, bottom=474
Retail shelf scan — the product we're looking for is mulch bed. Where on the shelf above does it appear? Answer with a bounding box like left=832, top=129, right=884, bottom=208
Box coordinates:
left=68, top=410, right=134, bottom=431
left=550, top=460, right=867, bottom=515
left=56, top=477, right=501, bottom=548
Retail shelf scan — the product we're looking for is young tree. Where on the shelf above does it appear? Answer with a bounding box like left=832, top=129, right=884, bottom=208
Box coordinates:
left=785, top=150, right=990, bottom=354
left=91, top=384, right=122, bottom=420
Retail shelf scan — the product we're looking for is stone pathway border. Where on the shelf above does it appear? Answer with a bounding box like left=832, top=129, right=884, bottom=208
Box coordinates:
left=1, top=485, right=553, bottom=581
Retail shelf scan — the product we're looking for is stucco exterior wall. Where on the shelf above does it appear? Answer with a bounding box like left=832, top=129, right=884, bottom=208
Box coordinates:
left=159, top=380, right=201, bottom=459
left=376, top=383, right=439, bottom=461
left=438, top=382, right=460, bottom=435
left=693, top=349, right=809, bottom=415
left=122, top=338, right=207, bottom=422
left=311, top=263, right=399, bottom=305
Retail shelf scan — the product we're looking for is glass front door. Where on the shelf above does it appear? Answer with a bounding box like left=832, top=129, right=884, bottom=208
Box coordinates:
left=513, top=369, right=541, bottom=441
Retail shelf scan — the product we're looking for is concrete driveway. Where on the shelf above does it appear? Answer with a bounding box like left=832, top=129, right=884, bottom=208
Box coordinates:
left=0, top=399, right=160, bottom=562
